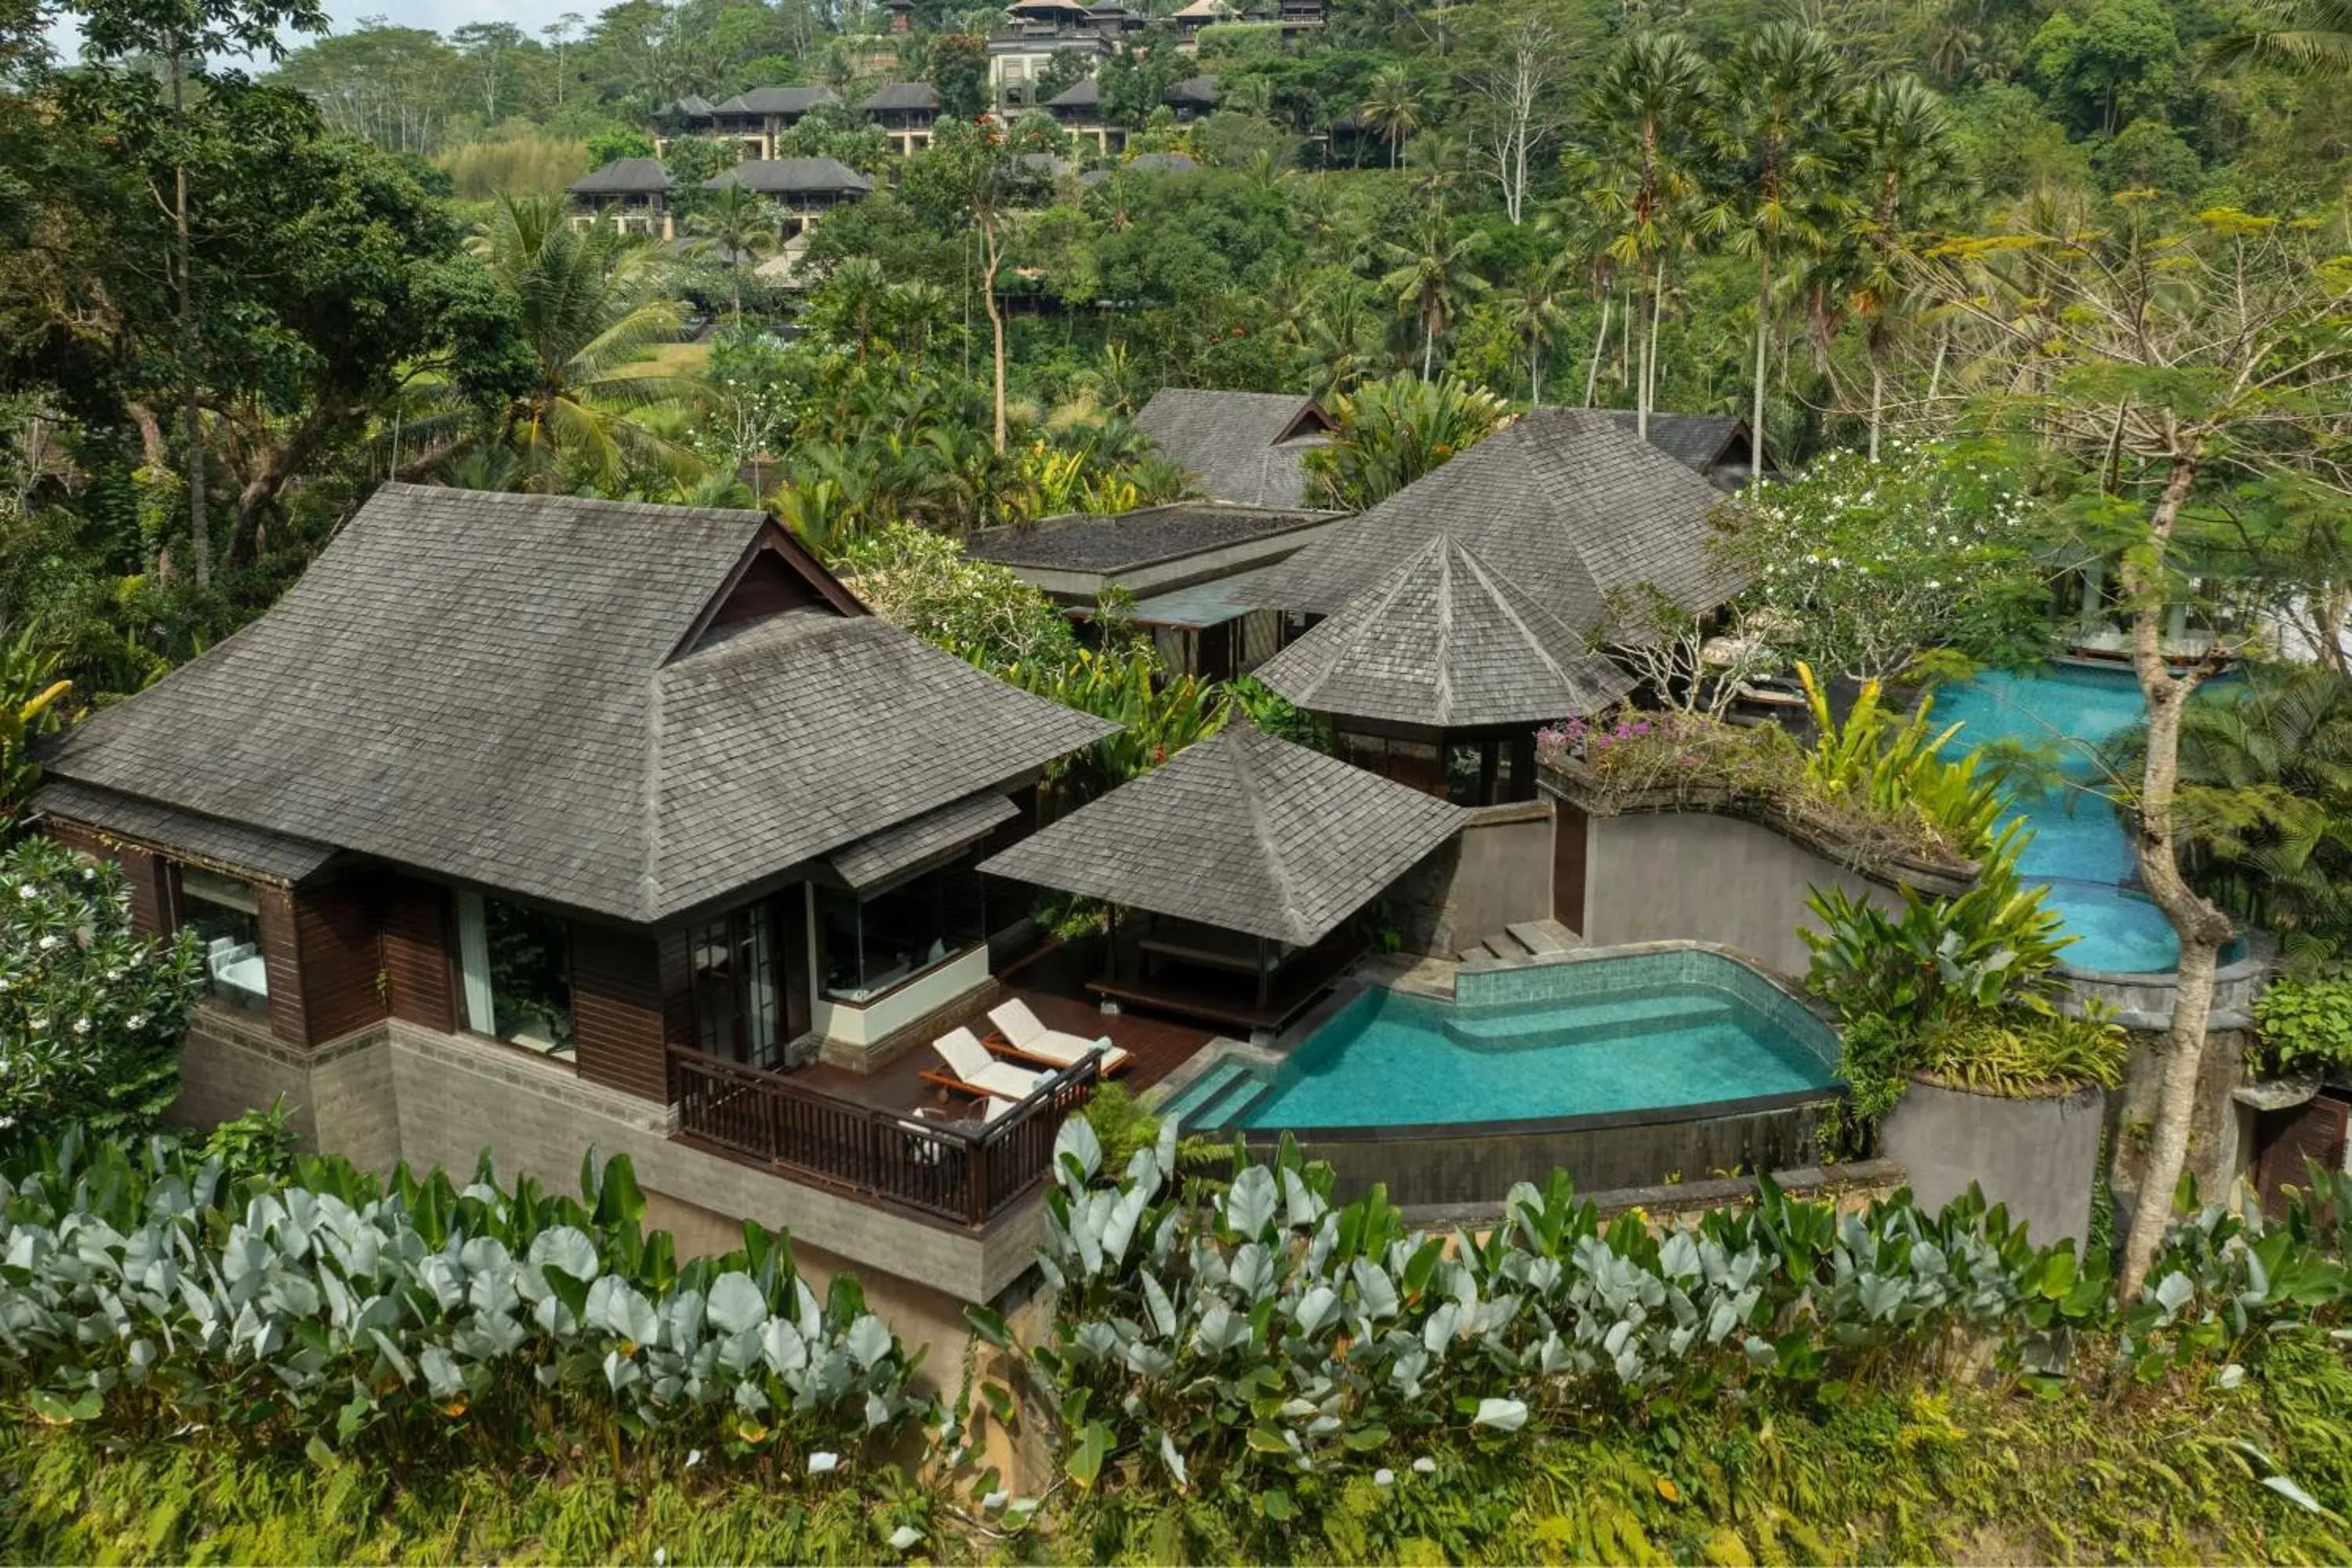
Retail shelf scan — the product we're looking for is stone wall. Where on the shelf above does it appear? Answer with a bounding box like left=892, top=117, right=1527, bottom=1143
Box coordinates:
left=1392, top=800, right=1556, bottom=956
left=2056, top=939, right=2274, bottom=1029
left=170, top=1011, right=1045, bottom=1308
left=1574, top=810, right=1904, bottom=977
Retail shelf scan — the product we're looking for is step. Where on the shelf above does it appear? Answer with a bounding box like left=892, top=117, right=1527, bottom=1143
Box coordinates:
left=1163, top=1060, right=1248, bottom=1129
left=1442, top=994, right=1738, bottom=1051
left=1507, top=920, right=1570, bottom=956
left=1187, top=1064, right=1276, bottom=1131
left=1480, top=930, right=1534, bottom=960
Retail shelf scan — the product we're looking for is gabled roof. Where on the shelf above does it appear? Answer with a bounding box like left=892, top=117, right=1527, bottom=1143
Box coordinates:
left=1252, top=535, right=1635, bottom=730
left=1171, top=0, right=1233, bottom=17
left=858, top=81, right=940, bottom=112
left=1165, top=74, right=1218, bottom=104
left=1046, top=76, right=1100, bottom=108
left=673, top=93, right=716, bottom=116
left=42, top=485, right=1109, bottom=924
left=1607, top=411, right=1759, bottom=474
left=1235, top=408, right=1745, bottom=630
left=709, top=157, right=874, bottom=196
left=1133, top=388, right=1334, bottom=510
left=570, top=158, right=670, bottom=195
left=979, top=725, right=1465, bottom=946
left=715, top=86, right=840, bottom=116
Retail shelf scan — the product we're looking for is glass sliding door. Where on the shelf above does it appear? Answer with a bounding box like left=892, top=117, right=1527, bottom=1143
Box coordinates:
left=689, top=901, right=782, bottom=1068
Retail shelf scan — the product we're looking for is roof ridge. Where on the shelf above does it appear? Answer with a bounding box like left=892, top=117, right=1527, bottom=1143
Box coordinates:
left=1226, top=727, right=1310, bottom=947
left=1447, top=537, right=1592, bottom=694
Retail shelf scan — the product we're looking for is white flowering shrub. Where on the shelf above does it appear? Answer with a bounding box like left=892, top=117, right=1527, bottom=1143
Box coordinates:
left=1718, top=439, right=2057, bottom=682
left=0, top=837, right=201, bottom=1151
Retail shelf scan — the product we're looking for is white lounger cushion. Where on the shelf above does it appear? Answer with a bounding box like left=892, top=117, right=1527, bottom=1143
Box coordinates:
left=988, top=1000, right=1130, bottom=1071
left=932, top=1026, right=1048, bottom=1099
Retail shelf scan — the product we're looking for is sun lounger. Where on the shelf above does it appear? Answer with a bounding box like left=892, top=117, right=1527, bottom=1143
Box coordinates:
left=987, top=998, right=1130, bottom=1073
left=923, top=1025, right=1051, bottom=1101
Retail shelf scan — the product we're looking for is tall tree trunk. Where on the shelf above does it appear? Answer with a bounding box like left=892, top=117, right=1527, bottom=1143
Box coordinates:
left=1868, top=359, right=1883, bottom=463
left=982, top=218, right=1007, bottom=452
left=1750, top=241, right=1770, bottom=485
left=2118, top=444, right=2240, bottom=1298
left=1529, top=338, right=1542, bottom=407
left=1422, top=308, right=1436, bottom=380
left=1640, top=258, right=1665, bottom=438
left=172, top=49, right=209, bottom=590
left=1584, top=291, right=1611, bottom=408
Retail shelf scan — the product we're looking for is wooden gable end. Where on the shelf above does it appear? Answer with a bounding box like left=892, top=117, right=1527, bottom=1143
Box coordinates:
left=675, top=520, right=866, bottom=657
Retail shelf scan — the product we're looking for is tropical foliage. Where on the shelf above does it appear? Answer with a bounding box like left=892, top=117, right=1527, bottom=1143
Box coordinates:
left=0, top=1131, right=920, bottom=1463
left=0, top=839, right=201, bottom=1152
left=1302, top=374, right=1508, bottom=510
left=2252, top=978, right=2352, bottom=1077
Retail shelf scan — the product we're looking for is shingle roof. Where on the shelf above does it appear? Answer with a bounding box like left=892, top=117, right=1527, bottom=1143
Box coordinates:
left=1133, top=388, right=1333, bottom=509
left=709, top=158, right=874, bottom=196
left=33, top=778, right=336, bottom=885
left=968, top=502, right=1330, bottom=575
left=1607, top=411, right=1758, bottom=474
left=1235, top=408, right=1745, bottom=629
left=979, top=725, right=1465, bottom=946
left=570, top=158, right=670, bottom=195
left=716, top=86, right=840, bottom=116
left=858, top=82, right=940, bottom=112
left=42, top=485, right=1110, bottom=924
left=1252, top=536, right=1635, bottom=729
left=673, top=94, right=716, bottom=116
left=826, top=791, right=1016, bottom=890
left=1165, top=74, right=1218, bottom=103
left=1046, top=77, right=1100, bottom=108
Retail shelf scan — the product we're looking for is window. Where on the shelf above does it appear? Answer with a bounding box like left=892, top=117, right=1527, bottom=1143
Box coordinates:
left=691, top=903, right=779, bottom=1067
left=457, top=891, right=574, bottom=1054
left=182, top=866, right=267, bottom=1013
left=816, top=858, right=985, bottom=1002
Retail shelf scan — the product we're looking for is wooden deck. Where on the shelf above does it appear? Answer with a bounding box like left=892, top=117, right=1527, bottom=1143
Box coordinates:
left=795, top=940, right=1217, bottom=1117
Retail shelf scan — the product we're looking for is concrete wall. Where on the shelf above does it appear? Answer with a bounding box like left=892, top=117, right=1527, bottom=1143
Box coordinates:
left=812, top=945, right=992, bottom=1052
left=1880, top=1080, right=2106, bottom=1250
left=1395, top=800, right=1556, bottom=956
left=2056, top=940, right=2274, bottom=1030
left=1579, top=811, right=1901, bottom=977
left=172, top=1011, right=1046, bottom=1308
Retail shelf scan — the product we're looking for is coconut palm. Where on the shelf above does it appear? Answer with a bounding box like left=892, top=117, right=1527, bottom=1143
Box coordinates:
left=1301, top=276, right=1387, bottom=396
left=685, top=182, right=782, bottom=319
left=466, top=196, right=706, bottom=492
left=1358, top=64, right=1424, bottom=170
left=1584, top=31, right=1715, bottom=437
left=2206, top=0, right=2352, bottom=77
left=1497, top=252, right=1575, bottom=406
left=1712, top=22, right=1855, bottom=484
left=1840, top=74, right=1964, bottom=459
left=1380, top=209, right=1490, bottom=380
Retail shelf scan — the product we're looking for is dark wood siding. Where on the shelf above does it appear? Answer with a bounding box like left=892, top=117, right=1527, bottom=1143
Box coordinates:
left=1552, top=800, right=1588, bottom=935
left=296, top=879, right=385, bottom=1044
left=656, top=927, right=696, bottom=1058
left=256, top=884, right=307, bottom=1046
left=381, top=876, right=456, bottom=1033
left=709, top=549, right=818, bottom=626
left=573, top=922, right=670, bottom=1102
left=45, top=821, right=166, bottom=935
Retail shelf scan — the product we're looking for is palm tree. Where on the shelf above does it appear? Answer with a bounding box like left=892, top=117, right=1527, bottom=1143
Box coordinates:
left=2206, top=0, right=2352, bottom=76
left=1301, top=276, right=1386, bottom=396
left=1842, top=74, right=1963, bottom=459
left=1584, top=31, right=1715, bottom=438
left=1381, top=209, right=1490, bottom=379
left=1359, top=64, right=1424, bottom=170
left=470, top=196, right=705, bottom=492
left=1713, top=22, right=1854, bottom=484
left=1497, top=253, right=1574, bottom=406
left=685, top=182, right=782, bottom=319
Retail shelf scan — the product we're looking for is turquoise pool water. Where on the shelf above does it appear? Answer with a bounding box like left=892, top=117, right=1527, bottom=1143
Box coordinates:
left=1163, top=949, right=1840, bottom=1134
left=1932, top=663, right=2184, bottom=974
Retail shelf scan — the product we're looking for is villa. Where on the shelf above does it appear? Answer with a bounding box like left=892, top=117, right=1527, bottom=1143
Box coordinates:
left=857, top=82, right=942, bottom=155
left=1238, top=408, right=1743, bottom=801
left=1133, top=387, right=1337, bottom=510
left=659, top=87, right=841, bottom=161
left=705, top=157, right=874, bottom=238
left=564, top=158, right=674, bottom=238
left=967, top=499, right=1348, bottom=680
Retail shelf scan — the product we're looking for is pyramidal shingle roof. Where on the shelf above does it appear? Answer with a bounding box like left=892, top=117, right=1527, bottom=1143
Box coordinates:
left=1252, top=535, right=1635, bottom=729
left=1235, top=408, right=1744, bottom=628
left=709, top=157, right=873, bottom=195
left=42, top=485, right=1110, bottom=923
left=978, top=724, right=1465, bottom=946
left=570, top=158, right=670, bottom=195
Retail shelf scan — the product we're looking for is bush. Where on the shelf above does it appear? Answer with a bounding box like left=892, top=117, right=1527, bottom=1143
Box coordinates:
left=1914, top=1007, right=2130, bottom=1098
left=0, top=837, right=201, bottom=1152
left=2255, top=977, right=2352, bottom=1077
left=0, top=1131, right=922, bottom=1465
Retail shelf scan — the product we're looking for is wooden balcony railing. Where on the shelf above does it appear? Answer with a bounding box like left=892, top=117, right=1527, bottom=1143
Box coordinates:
left=666, top=1047, right=1102, bottom=1228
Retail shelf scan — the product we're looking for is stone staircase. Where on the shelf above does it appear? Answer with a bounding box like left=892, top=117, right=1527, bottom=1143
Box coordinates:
left=1456, top=917, right=1582, bottom=971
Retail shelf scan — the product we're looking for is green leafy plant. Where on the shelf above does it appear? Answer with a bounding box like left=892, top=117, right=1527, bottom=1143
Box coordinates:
left=1802, top=825, right=2074, bottom=1030
left=1915, top=1007, right=2130, bottom=1097
left=2254, top=978, right=2352, bottom=1077
left=1797, top=661, right=2007, bottom=862
left=0, top=837, right=203, bottom=1152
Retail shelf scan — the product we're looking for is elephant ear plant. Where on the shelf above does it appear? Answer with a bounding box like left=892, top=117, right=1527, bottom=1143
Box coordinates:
left=0, top=1131, right=923, bottom=1467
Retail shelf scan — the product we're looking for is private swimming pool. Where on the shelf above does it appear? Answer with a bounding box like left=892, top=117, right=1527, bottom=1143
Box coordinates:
left=1164, top=948, right=1840, bottom=1134
left=1933, top=662, right=2193, bottom=974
